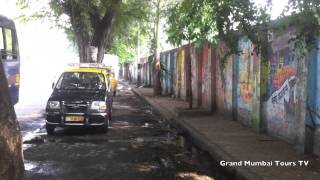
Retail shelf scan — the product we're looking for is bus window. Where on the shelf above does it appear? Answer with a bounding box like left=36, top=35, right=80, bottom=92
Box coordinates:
left=0, top=15, right=20, bottom=105
left=0, top=28, right=4, bottom=50
left=4, top=28, right=13, bottom=52
left=3, top=28, right=14, bottom=60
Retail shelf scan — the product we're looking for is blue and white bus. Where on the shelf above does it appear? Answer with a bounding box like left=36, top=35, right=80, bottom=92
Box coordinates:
left=0, top=15, right=20, bottom=105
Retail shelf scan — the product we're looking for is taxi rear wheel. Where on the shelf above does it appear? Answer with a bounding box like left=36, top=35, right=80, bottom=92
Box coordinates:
left=46, top=124, right=55, bottom=135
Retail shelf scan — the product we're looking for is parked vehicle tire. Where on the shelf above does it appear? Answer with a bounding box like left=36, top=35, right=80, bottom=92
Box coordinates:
left=46, top=124, right=55, bottom=135
left=99, top=118, right=109, bottom=133
left=108, top=109, right=112, bottom=121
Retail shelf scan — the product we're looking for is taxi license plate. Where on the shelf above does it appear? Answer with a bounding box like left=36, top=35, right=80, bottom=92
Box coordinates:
left=65, top=116, right=84, bottom=122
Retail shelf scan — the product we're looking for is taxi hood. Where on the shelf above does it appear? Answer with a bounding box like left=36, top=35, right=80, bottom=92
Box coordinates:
left=48, top=89, right=106, bottom=103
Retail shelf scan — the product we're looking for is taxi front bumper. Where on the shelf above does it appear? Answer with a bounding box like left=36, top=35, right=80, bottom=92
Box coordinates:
left=46, top=112, right=108, bottom=126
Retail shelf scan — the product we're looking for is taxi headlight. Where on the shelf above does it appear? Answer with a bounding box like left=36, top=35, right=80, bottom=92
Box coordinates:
left=90, top=101, right=107, bottom=112
left=47, top=101, right=60, bottom=110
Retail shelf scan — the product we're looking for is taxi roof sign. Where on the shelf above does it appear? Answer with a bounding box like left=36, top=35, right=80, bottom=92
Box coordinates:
left=68, top=63, right=106, bottom=68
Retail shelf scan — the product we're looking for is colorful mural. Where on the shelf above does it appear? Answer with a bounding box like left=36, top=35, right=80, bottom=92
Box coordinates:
left=306, top=38, right=320, bottom=156
left=175, top=48, right=185, bottom=99
left=215, top=42, right=233, bottom=114
left=135, top=30, right=320, bottom=154
left=237, top=37, right=260, bottom=128
left=170, top=50, right=177, bottom=97
left=306, top=38, right=320, bottom=127
left=265, top=30, right=297, bottom=142
left=160, top=52, right=171, bottom=95
left=191, top=45, right=199, bottom=107
left=180, top=47, right=186, bottom=100
left=201, top=43, right=212, bottom=109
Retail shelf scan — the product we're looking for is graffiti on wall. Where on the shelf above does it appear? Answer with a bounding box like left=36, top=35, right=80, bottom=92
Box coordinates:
left=215, top=42, right=233, bottom=113
left=171, top=51, right=177, bottom=97
left=237, top=37, right=260, bottom=126
left=175, top=48, right=185, bottom=99
left=201, top=43, right=212, bottom=108
left=265, top=30, right=297, bottom=141
left=306, top=40, right=320, bottom=127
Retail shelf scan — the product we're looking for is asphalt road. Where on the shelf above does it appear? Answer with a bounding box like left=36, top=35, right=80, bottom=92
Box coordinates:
left=18, top=82, right=215, bottom=180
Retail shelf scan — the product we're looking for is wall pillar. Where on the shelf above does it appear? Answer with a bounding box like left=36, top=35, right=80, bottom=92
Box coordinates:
left=295, top=54, right=308, bottom=153
left=191, top=46, right=199, bottom=108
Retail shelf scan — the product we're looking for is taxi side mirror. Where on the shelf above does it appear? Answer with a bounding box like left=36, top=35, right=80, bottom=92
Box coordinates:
left=52, top=82, right=55, bottom=89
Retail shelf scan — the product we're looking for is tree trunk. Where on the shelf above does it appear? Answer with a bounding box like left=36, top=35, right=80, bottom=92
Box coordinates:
left=78, top=38, right=90, bottom=63
left=96, top=24, right=114, bottom=63
left=187, top=42, right=193, bottom=109
left=95, top=21, right=113, bottom=63
left=65, top=0, right=120, bottom=63
left=93, top=3, right=118, bottom=63
left=153, top=0, right=162, bottom=96
left=0, top=60, right=24, bottom=180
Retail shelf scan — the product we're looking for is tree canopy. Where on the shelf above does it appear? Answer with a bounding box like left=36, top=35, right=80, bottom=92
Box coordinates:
left=17, top=0, right=320, bottom=64
left=166, top=0, right=320, bottom=61
left=18, top=0, right=152, bottom=63
left=107, top=13, right=151, bottom=64
left=166, top=0, right=270, bottom=57
left=279, top=0, right=320, bottom=52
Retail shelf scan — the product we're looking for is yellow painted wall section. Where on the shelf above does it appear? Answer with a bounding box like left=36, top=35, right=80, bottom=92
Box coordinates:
left=175, top=48, right=184, bottom=98
left=180, top=48, right=186, bottom=100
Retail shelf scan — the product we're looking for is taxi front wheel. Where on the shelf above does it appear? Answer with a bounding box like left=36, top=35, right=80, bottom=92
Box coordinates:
left=99, top=119, right=109, bottom=133
left=46, top=124, right=55, bottom=135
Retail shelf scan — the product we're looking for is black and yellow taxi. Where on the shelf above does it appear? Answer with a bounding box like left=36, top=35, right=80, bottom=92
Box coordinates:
left=105, top=66, right=118, bottom=96
left=45, top=64, right=112, bottom=134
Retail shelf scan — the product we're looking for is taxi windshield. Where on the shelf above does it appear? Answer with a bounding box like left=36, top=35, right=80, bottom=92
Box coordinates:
left=56, top=72, right=106, bottom=90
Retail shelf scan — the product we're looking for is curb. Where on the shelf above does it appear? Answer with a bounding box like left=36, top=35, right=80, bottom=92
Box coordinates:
left=131, top=87, right=262, bottom=180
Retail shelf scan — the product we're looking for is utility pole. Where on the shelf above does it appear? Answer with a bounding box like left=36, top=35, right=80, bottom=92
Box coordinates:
left=137, top=22, right=141, bottom=86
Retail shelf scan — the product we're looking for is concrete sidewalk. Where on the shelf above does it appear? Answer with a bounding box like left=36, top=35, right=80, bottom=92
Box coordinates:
left=131, top=86, right=320, bottom=180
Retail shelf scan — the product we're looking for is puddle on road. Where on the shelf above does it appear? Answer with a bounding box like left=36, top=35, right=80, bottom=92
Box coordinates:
left=49, top=132, right=177, bottom=145
left=18, top=112, right=44, bottom=119
left=20, top=120, right=46, bottom=142
left=24, top=161, right=37, bottom=171
left=132, top=131, right=177, bottom=144
left=142, top=123, right=150, bottom=128
left=22, top=126, right=48, bottom=151
left=176, top=172, right=214, bottom=180
left=23, top=130, right=46, bottom=144
left=23, top=144, right=34, bottom=151
left=24, top=160, right=65, bottom=177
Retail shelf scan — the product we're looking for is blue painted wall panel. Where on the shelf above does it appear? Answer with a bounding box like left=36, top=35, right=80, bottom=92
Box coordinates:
left=306, top=38, right=320, bottom=127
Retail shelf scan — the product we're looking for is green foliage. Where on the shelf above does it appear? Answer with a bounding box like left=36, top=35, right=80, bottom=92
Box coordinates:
left=108, top=1, right=153, bottom=63
left=108, top=42, right=135, bottom=64
left=279, top=0, right=320, bottom=59
left=167, top=0, right=320, bottom=66
left=166, top=0, right=217, bottom=46
left=17, top=0, right=153, bottom=62
left=166, top=0, right=270, bottom=67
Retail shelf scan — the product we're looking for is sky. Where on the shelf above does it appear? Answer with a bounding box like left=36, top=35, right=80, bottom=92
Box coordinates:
left=0, top=0, right=78, bottom=107
left=0, top=0, right=289, bottom=108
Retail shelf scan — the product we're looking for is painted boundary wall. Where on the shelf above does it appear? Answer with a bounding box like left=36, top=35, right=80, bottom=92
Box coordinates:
left=263, top=29, right=299, bottom=143
left=215, top=42, right=234, bottom=116
left=306, top=38, right=320, bottom=156
left=134, top=31, right=320, bottom=155
left=213, top=38, right=260, bottom=130
left=236, top=37, right=261, bottom=130
left=160, top=49, right=178, bottom=96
